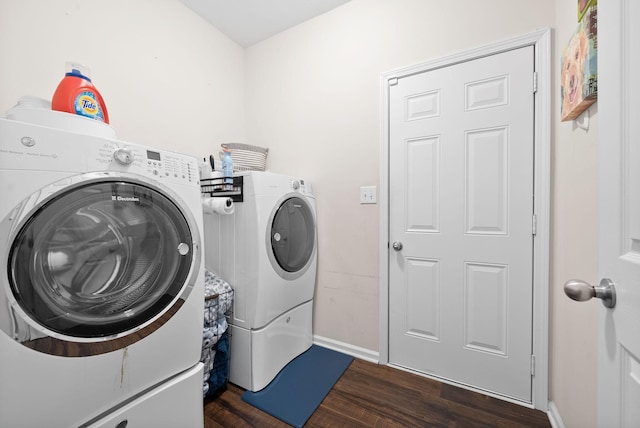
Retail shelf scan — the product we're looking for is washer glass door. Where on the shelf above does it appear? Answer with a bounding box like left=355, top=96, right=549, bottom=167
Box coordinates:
left=270, top=197, right=315, bottom=278
left=8, top=180, right=194, bottom=339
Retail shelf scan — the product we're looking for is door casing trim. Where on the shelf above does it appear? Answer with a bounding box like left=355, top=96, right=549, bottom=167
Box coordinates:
left=379, top=28, right=551, bottom=411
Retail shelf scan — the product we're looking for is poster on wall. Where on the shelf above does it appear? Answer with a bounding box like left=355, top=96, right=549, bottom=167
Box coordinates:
left=578, top=0, right=596, bottom=21
left=561, top=4, right=597, bottom=121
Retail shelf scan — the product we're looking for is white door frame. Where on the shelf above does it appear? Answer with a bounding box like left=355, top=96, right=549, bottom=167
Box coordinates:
left=379, top=28, right=551, bottom=410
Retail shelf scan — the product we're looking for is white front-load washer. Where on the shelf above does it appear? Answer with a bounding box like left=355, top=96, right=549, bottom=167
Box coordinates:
left=0, top=103, right=205, bottom=427
left=204, top=171, right=317, bottom=391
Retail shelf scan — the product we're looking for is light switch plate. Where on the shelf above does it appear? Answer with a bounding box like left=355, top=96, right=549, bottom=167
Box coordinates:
left=360, top=186, right=377, bottom=204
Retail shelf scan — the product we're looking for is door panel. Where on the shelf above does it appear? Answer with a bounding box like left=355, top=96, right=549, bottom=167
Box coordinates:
left=389, top=46, right=534, bottom=401
left=465, top=127, right=509, bottom=234
left=405, top=257, right=440, bottom=340
left=464, top=262, right=508, bottom=355
left=406, top=137, right=440, bottom=232
left=598, top=1, right=640, bottom=426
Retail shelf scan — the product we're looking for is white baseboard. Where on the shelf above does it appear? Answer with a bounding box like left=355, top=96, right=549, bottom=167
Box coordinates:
left=547, top=401, right=566, bottom=428
left=313, top=335, right=379, bottom=363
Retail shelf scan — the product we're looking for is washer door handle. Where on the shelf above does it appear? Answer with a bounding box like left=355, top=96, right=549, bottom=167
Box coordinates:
left=177, top=242, right=190, bottom=256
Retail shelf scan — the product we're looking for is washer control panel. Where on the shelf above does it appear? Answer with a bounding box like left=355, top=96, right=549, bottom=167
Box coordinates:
left=113, top=147, right=134, bottom=165
left=92, top=142, right=198, bottom=186
left=0, top=118, right=198, bottom=187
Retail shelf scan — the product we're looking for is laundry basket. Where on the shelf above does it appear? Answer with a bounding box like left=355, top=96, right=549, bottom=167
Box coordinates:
left=221, top=143, right=268, bottom=172
left=201, top=271, right=233, bottom=397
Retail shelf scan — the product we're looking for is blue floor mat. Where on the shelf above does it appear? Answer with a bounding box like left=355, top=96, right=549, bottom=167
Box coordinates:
left=241, top=345, right=354, bottom=427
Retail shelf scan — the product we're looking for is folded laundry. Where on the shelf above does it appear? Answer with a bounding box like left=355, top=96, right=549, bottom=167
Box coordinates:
left=202, top=326, right=215, bottom=341
left=207, top=332, right=230, bottom=396
left=204, top=353, right=214, bottom=373
left=204, top=270, right=233, bottom=320
left=204, top=308, right=230, bottom=328
left=201, top=270, right=234, bottom=397
left=202, top=318, right=227, bottom=349
left=200, top=347, right=212, bottom=364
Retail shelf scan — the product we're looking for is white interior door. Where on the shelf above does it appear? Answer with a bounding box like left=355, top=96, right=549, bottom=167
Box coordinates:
left=388, top=46, right=535, bottom=401
left=596, top=1, right=640, bottom=426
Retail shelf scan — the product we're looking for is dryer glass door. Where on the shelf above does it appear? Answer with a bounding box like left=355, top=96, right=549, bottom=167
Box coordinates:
left=270, top=197, right=315, bottom=273
left=8, top=180, right=194, bottom=338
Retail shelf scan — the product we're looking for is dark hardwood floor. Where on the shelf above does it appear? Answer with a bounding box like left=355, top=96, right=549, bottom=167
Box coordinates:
left=204, top=359, right=551, bottom=427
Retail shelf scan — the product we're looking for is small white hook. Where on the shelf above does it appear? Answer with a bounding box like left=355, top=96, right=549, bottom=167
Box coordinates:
left=574, top=109, right=590, bottom=131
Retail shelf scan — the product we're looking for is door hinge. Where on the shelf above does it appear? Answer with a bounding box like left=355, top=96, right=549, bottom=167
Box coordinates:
left=532, top=213, right=537, bottom=236
left=531, top=355, right=536, bottom=376
left=532, top=72, right=538, bottom=94
left=389, top=77, right=399, bottom=86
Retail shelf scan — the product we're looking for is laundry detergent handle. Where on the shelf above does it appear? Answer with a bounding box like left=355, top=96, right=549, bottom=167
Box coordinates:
left=51, top=62, right=109, bottom=123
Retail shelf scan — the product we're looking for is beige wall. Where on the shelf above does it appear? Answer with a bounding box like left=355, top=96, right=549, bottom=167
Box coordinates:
left=0, top=0, right=599, bottom=425
left=550, top=0, right=598, bottom=426
left=0, top=0, right=245, bottom=157
left=245, top=0, right=555, bottom=352
left=246, top=0, right=598, bottom=424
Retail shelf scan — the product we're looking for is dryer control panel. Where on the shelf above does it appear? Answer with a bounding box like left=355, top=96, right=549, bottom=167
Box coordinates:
left=291, top=179, right=313, bottom=197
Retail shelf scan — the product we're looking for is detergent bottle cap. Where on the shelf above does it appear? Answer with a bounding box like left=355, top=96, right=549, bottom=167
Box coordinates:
left=64, top=62, right=92, bottom=81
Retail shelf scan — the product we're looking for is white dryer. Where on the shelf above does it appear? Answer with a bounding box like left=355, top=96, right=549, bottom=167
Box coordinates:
left=204, top=171, right=317, bottom=391
left=0, top=101, right=205, bottom=427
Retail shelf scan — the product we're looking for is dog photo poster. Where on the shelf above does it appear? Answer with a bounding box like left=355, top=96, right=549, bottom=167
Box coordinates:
left=578, top=0, right=596, bottom=21
left=561, top=6, right=597, bottom=121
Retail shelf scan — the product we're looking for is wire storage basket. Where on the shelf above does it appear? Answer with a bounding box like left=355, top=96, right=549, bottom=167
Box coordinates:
left=221, top=143, right=268, bottom=172
left=201, top=270, right=233, bottom=397
left=200, top=175, right=243, bottom=202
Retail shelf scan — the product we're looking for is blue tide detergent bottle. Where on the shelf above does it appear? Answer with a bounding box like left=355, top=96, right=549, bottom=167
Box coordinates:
left=52, top=62, right=109, bottom=123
